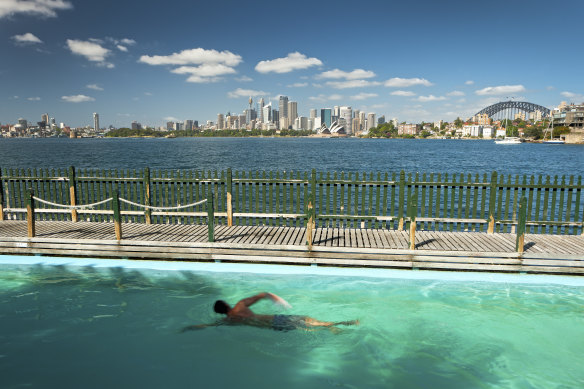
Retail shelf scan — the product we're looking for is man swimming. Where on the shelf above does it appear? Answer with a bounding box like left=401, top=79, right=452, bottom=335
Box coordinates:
left=181, top=292, right=359, bottom=332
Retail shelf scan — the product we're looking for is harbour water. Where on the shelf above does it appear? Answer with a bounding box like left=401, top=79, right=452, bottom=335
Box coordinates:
left=1, top=256, right=583, bottom=388
left=0, top=137, right=582, bottom=176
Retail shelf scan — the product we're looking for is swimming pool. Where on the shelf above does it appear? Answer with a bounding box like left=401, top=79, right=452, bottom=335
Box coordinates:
left=1, top=255, right=583, bottom=388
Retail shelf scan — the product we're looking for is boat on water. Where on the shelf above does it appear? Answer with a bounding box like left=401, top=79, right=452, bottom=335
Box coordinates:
left=542, top=115, right=565, bottom=144
left=495, top=137, right=523, bottom=144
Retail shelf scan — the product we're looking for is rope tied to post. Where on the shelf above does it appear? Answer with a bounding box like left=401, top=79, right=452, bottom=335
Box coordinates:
left=32, top=196, right=113, bottom=210
left=118, top=198, right=207, bottom=211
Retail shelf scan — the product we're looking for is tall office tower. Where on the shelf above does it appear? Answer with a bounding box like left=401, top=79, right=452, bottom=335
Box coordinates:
left=279, top=117, right=289, bottom=130
left=263, top=103, right=272, bottom=123
left=259, top=98, right=265, bottom=123
left=41, top=113, right=49, bottom=126
left=359, top=111, right=366, bottom=129
left=239, top=114, right=246, bottom=127
left=321, top=108, right=332, bottom=128
left=166, top=121, right=174, bottom=131
left=185, top=120, right=193, bottom=130
left=93, top=113, right=99, bottom=132
left=194, top=121, right=199, bottom=129
left=378, top=115, right=386, bottom=125
left=367, top=113, right=376, bottom=130
left=217, top=113, right=225, bottom=129
left=247, top=97, right=253, bottom=123
left=272, top=109, right=279, bottom=125
left=352, top=118, right=361, bottom=134
left=340, top=106, right=353, bottom=135
left=288, top=101, right=298, bottom=124
left=309, top=109, right=317, bottom=119
left=333, top=106, right=340, bottom=117
left=279, top=96, right=289, bottom=119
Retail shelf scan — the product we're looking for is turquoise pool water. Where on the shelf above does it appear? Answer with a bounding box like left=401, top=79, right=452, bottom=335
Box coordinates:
left=1, top=256, right=583, bottom=388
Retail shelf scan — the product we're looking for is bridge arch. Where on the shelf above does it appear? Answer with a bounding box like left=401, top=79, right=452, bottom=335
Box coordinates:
left=474, top=101, right=550, bottom=119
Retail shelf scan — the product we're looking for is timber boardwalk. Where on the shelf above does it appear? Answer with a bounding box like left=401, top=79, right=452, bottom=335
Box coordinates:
left=1, top=167, right=583, bottom=275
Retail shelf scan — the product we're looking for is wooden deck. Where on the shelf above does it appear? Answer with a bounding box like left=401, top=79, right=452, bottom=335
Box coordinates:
left=1, top=221, right=583, bottom=275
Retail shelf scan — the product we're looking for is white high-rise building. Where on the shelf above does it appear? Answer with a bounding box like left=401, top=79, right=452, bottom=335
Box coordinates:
left=258, top=98, right=265, bottom=123
left=309, top=109, right=317, bottom=119
left=93, top=113, right=99, bottom=132
left=367, top=113, right=376, bottom=130
left=263, top=103, right=272, bottom=123
left=217, top=113, right=225, bottom=129
left=340, top=106, right=352, bottom=135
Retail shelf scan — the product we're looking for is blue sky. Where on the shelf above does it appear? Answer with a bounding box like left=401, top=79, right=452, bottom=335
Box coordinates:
left=1, top=0, right=583, bottom=128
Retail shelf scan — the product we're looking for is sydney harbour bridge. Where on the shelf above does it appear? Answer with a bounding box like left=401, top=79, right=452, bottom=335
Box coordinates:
left=474, top=101, right=550, bottom=121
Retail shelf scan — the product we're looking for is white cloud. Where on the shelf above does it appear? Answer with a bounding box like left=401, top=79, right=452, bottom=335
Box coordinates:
left=86, top=84, right=103, bottom=91
left=228, top=88, right=268, bottom=99
left=27, top=96, right=41, bottom=101
left=416, top=95, right=447, bottom=102
left=61, top=94, right=94, bottom=103
left=116, top=45, right=128, bottom=52
left=391, top=90, right=416, bottom=97
left=66, top=39, right=113, bottom=68
left=475, top=85, right=526, bottom=95
left=326, top=80, right=381, bottom=89
left=144, top=92, right=152, bottom=96
left=11, top=32, right=42, bottom=44
left=287, top=82, right=308, bottom=87
left=561, top=91, right=584, bottom=101
left=164, top=116, right=180, bottom=122
left=309, top=94, right=343, bottom=102
left=351, top=92, right=378, bottom=100
left=447, top=90, right=465, bottom=96
left=465, top=80, right=474, bottom=85
left=171, top=64, right=237, bottom=83
left=235, top=75, right=253, bottom=82
left=384, top=77, right=433, bottom=88
left=139, top=48, right=242, bottom=83
left=317, top=68, right=376, bottom=80
left=255, top=52, right=322, bottom=74
left=139, top=48, right=242, bottom=66
left=120, top=38, right=136, bottom=46
left=0, top=0, right=72, bottom=19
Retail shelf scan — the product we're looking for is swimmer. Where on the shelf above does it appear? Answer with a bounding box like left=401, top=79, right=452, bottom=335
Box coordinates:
left=181, top=292, right=359, bottom=332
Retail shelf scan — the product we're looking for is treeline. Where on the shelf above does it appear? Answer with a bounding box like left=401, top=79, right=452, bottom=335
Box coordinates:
left=106, top=128, right=314, bottom=138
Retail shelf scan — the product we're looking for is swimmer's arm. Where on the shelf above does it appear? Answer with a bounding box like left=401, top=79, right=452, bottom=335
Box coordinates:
left=239, top=292, right=291, bottom=308
left=180, top=320, right=222, bottom=332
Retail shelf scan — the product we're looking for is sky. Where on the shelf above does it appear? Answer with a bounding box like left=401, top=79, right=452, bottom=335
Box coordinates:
left=1, top=0, right=583, bottom=128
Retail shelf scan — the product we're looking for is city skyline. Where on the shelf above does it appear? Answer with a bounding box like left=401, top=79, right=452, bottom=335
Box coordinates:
left=1, top=0, right=583, bottom=128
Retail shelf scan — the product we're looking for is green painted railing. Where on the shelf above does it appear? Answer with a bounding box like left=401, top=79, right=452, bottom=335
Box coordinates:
left=1, top=167, right=582, bottom=235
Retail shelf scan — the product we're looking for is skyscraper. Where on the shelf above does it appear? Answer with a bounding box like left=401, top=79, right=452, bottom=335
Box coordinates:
left=263, top=103, right=272, bottom=124
left=340, top=106, right=352, bottom=135
left=321, top=108, right=332, bottom=128
left=309, top=109, right=317, bottom=119
left=41, top=113, right=49, bottom=126
left=93, top=113, right=99, bottom=132
left=217, top=113, right=225, bottom=129
left=367, top=113, right=376, bottom=130
left=288, top=101, right=298, bottom=124
left=279, top=96, right=288, bottom=119
left=258, top=98, right=265, bottom=123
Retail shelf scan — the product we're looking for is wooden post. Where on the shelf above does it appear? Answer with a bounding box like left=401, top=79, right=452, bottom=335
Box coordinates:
left=0, top=167, right=4, bottom=221
left=207, top=191, right=215, bottom=242
left=143, top=167, right=152, bottom=224
left=68, top=166, right=78, bottom=222
left=487, top=171, right=498, bottom=234
left=26, top=189, right=35, bottom=237
left=226, top=168, right=233, bottom=227
left=112, top=189, right=122, bottom=240
left=516, top=196, right=527, bottom=253
left=408, top=194, right=417, bottom=250
left=397, top=170, right=406, bottom=230
left=306, top=200, right=314, bottom=250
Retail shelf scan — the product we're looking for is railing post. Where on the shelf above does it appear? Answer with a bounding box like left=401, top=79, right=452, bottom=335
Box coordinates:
left=408, top=194, right=417, bottom=250
left=487, top=171, right=498, bottom=234
left=398, top=170, right=406, bottom=230
left=68, top=166, right=78, bottom=222
left=112, top=189, right=122, bottom=240
left=26, top=189, right=35, bottom=237
left=0, top=167, right=4, bottom=221
left=226, top=168, right=233, bottom=227
left=207, top=192, right=215, bottom=242
left=516, top=196, right=527, bottom=253
left=143, top=167, right=152, bottom=224
left=306, top=199, right=314, bottom=250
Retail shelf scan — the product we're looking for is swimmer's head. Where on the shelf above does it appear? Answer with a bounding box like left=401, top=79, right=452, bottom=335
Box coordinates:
left=214, top=300, right=230, bottom=314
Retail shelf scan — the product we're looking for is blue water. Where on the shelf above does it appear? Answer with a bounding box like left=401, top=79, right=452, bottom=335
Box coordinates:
left=0, top=137, right=582, bottom=176
left=1, top=256, right=583, bottom=388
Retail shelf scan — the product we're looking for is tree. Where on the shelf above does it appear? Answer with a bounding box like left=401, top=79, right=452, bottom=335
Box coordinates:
left=454, top=117, right=463, bottom=128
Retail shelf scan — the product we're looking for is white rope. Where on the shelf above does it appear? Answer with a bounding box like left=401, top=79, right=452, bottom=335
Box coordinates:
left=118, top=197, right=207, bottom=211
left=32, top=196, right=113, bottom=210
